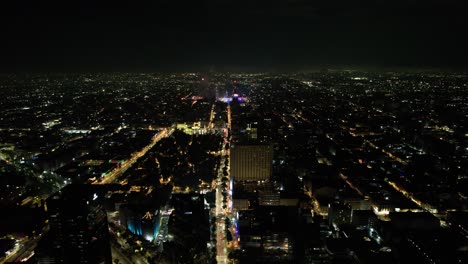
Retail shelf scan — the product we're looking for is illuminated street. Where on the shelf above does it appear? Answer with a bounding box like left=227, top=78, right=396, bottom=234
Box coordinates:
left=215, top=103, right=231, bottom=264
left=0, top=236, right=40, bottom=264
left=0, top=223, right=49, bottom=264
left=94, top=128, right=174, bottom=184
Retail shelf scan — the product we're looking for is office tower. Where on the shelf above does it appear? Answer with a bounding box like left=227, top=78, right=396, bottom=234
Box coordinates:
left=37, top=185, right=112, bottom=264
left=119, top=205, right=161, bottom=242
left=246, top=122, right=258, bottom=140
left=258, top=189, right=280, bottom=206
left=238, top=206, right=296, bottom=262
left=231, top=144, right=273, bottom=181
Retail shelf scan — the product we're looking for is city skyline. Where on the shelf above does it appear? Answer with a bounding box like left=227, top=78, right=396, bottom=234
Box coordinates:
left=1, top=1, right=467, bottom=264
left=1, top=72, right=467, bottom=263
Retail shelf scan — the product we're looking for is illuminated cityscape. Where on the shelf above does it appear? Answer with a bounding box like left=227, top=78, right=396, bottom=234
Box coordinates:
left=1, top=1, right=468, bottom=264
left=0, top=72, right=466, bottom=264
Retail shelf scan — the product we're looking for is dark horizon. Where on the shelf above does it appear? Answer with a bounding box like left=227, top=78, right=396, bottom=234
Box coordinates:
left=1, top=0, right=468, bottom=72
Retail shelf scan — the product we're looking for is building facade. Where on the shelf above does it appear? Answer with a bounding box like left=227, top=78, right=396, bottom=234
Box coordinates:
left=231, top=144, right=273, bottom=181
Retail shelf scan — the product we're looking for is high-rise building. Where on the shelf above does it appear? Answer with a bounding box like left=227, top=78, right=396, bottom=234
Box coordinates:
left=231, top=144, right=273, bottom=181
left=237, top=206, right=296, bottom=262
left=259, top=190, right=280, bottom=206
left=246, top=122, right=258, bottom=140
left=37, top=185, right=112, bottom=264
left=119, top=205, right=161, bottom=242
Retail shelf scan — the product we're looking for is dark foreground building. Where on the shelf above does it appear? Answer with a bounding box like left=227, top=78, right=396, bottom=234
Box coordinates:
left=36, top=185, right=112, bottom=264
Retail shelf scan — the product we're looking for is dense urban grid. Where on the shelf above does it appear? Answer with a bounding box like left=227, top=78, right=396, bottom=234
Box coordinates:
left=0, top=71, right=467, bottom=264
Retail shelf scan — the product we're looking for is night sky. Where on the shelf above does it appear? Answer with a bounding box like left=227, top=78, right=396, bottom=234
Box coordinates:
left=1, top=0, right=467, bottom=72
